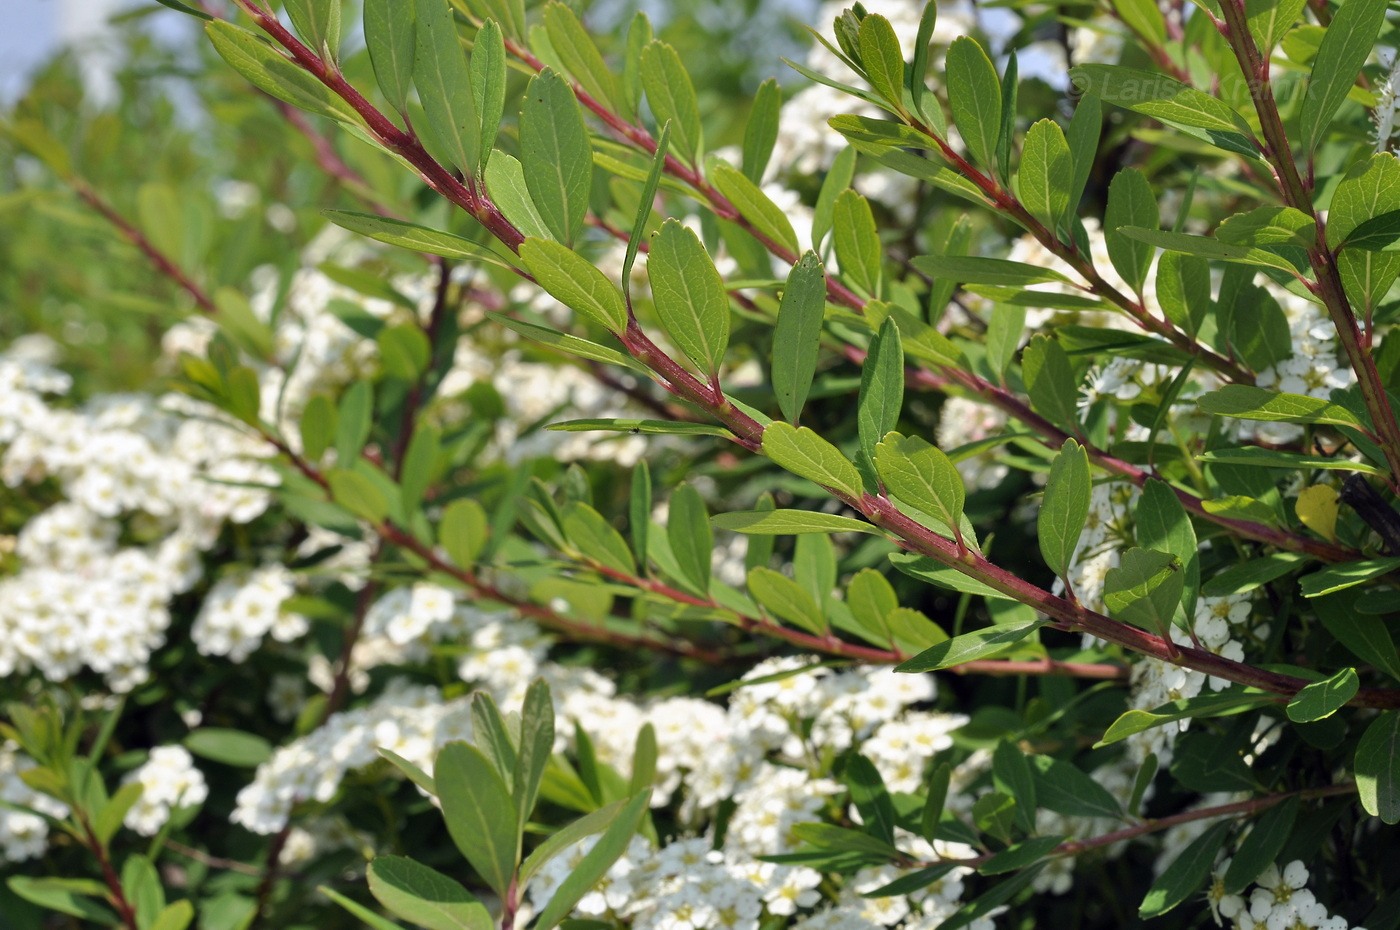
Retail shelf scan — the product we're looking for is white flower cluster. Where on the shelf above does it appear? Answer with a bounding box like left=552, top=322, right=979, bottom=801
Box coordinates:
left=0, top=744, right=69, bottom=862
left=121, top=745, right=209, bottom=836
left=1253, top=297, right=1355, bottom=445
left=0, top=342, right=276, bottom=690
left=192, top=564, right=305, bottom=662
left=1210, top=859, right=1367, bottom=930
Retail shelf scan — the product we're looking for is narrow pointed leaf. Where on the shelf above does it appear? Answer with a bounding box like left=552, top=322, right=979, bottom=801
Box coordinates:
left=435, top=741, right=520, bottom=900
left=668, top=484, right=713, bottom=595
left=859, top=319, right=905, bottom=464
left=772, top=252, right=827, bottom=423
left=364, top=0, right=415, bottom=114
left=518, top=238, right=628, bottom=333
left=648, top=219, right=731, bottom=376
left=1299, top=0, right=1388, bottom=153
left=1357, top=711, right=1400, bottom=823
left=412, top=0, right=479, bottom=175
left=946, top=36, right=1001, bottom=169
left=521, top=68, right=592, bottom=246
left=640, top=41, right=702, bottom=166
left=762, top=422, right=864, bottom=500
left=1039, top=438, right=1091, bottom=579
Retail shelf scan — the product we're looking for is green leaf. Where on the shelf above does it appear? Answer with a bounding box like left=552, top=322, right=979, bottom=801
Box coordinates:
left=992, top=740, right=1038, bottom=834
left=630, top=723, right=657, bottom=796
left=762, top=421, right=865, bottom=500
left=833, top=189, right=881, bottom=296
left=515, top=679, right=555, bottom=837
left=1299, top=0, right=1388, bottom=153
left=846, top=754, right=898, bottom=846
left=322, top=885, right=410, bottom=930
left=1065, top=94, right=1101, bottom=228
left=1196, top=385, right=1366, bottom=428
left=995, top=52, right=1018, bottom=186
left=1328, top=154, right=1400, bottom=315
left=1224, top=796, right=1301, bottom=894
left=631, top=462, right=652, bottom=576
left=470, top=19, right=506, bottom=174
left=1197, top=446, right=1387, bottom=476
left=204, top=21, right=360, bottom=125
left=520, top=68, right=592, bottom=247
left=1156, top=252, right=1211, bottom=337
left=874, top=432, right=966, bottom=545
left=772, top=252, right=827, bottom=424
left=562, top=502, right=636, bottom=576
left=519, top=800, right=628, bottom=889
left=148, top=901, right=196, bottom=930
left=1103, top=548, right=1183, bottom=638
left=858, top=13, right=905, bottom=111
left=300, top=395, right=337, bottom=463
left=980, top=835, right=1067, bottom=875
left=812, top=145, right=856, bottom=255
left=367, top=856, right=493, bottom=930
left=412, top=0, right=479, bottom=176
left=710, top=510, right=878, bottom=535
left=921, top=760, right=951, bottom=842
left=1069, top=64, right=1253, bottom=137
left=909, top=0, right=937, bottom=124
left=1104, top=168, right=1159, bottom=295
left=1300, top=558, right=1400, bottom=597
left=1096, top=689, right=1276, bottom=746
left=1139, top=819, right=1233, bottom=917
left=1039, top=438, right=1091, bottom=580
left=545, top=418, right=734, bottom=439
left=742, top=78, right=783, bottom=183
left=937, top=865, right=1047, bottom=930
left=1357, top=711, right=1400, bottom=823
left=1019, top=119, right=1072, bottom=234
left=711, top=162, right=799, bottom=254
left=895, top=616, right=1044, bottom=671
left=1202, top=552, right=1309, bottom=597
left=484, top=151, right=553, bottom=241
left=322, top=210, right=517, bottom=269
left=747, top=566, right=827, bottom=636
left=435, top=741, right=520, bottom=900
left=668, top=484, right=713, bottom=595
left=888, top=552, right=1013, bottom=600
left=1246, top=0, right=1308, bottom=54
left=328, top=468, right=390, bottom=524
left=1287, top=666, right=1360, bottom=723
left=364, top=0, right=415, bottom=114
left=1112, top=0, right=1166, bottom=43
left=625, top=123, right=670, bottom=302
left=640, top=42, right=702, bottom=166
left=518, top=238, right=628, bottom=333
left=534, top=791, right=651, bottom=930
left=1137, top=478, right=1199, bottom=623
left=1022, top=334, right=1081, bottom=433
left=487, top=314, right=647, bottom=374
left=286, top=0, right=341, bottom=60
left=946, top=36, right=1002, bottom=170
left=1029, top=755, right=1124, bottom=820
left=788, top=822, right=902, bottom=860
left=121, top=852, right=164, bottom=930
left=648, top=218, right=731, bottom=377
left=859, top=319, right=905, bottom=465
left=986, top=303, right=1027, bottom=383
left=97, top=781, right=144, bottom=846
left=910, top=254, right=1072, bottom=287
left=379, top=747, right=437, bottom=796
left=848, top=567, right=898, bottom=645
left=1117, top=227, right=1303, bottom=276
left=620, top=12, right=652, bottom=120
left=441, top=498, right=488, bottom=568
left=183, top=728, right=273, bottom=767
left=6, top=877, right=117, bottom=923
left=1217, top=206, right=1315, bottom=248
left=1315, top=592, right=1400, bottom=682
left=378, top=324, right=431, bottom=381
left=542, top=1, right=618, bottom=112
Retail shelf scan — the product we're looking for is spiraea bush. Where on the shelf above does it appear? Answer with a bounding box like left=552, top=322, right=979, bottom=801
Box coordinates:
left=5, top=0, right=1400, bottom=926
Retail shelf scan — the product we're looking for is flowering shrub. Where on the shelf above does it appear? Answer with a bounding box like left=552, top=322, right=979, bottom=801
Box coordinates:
left=5, top=0, right=1400, bottom=927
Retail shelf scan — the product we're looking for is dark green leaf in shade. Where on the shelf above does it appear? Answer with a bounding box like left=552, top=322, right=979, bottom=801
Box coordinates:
left=1029, top=755, right=1124, bottom=820
left=1156, top=252, right=1211, bottom=337
left=711, top=162, right=799, bottom=254
left=1224, top=796, right=1300, bottom=894
left=518, top=238, right=628, bottom=333
left=630, top=461, right=651, bottom=576
left=1137, top=478, right=1199, bottom=624
left=772, top=252, right=827, bottom=424
left=980, top=836, right=1067, bottom=875
left=1019, top=118, right=1072, bottom=234
left=992, top=740, right=1037, bottom=834
left=205, top=21, right=361, bottom=125
left=1328, top=154, right=1400, bottom=316
left=411, top=0, right=479, bottom=176
left=620, top=12, right=653, bottom=120
left=921, top=761, right=952, bottom=843
left=542, top=1, right=618, bottom=112
left=743, top=78, right=783, bottom=183
left=1298, top=0, right=1388, bottom=153
left=1103, top=548, right=1184, bottom=639
left=323, top=885, right=411, bottom=930
left=762, top=421, right=865, bottom=500
left=747, top=566, right=827, bottom=636
left=1104, top=167, right=1159, bottom=295
left=849, top=568, right=898, bottom=645
left=1022, top=335, right=1081, bottom=433
left=1201, top=552, right=1309, bottom=597
left=858, top=14, right=905, bottom=112
left=945, top=36, right=1002, bottom=170
left=1112, top=0, right=1167, bottom=44
left=648, top=218, right=731, bottom=377
left=895, top=616, right=1044, bottom=672
left=366, top=857, right=492, bottom=930
left=640, top=41, right=703, bottom=166
left=833, top=189, right=882, bottom=296
left=1139, top=820, right=1233, bottom=917
left=435, top=741, right=520, bottom=900
left=985, top=303, right=1026, bottom=383
left=533, top=791, right=651, bottom=930
left=1358, top=711, right=1400, bottom=823
left=469, top=692, right=516, bottom=785
left=1039, top=438, right=1091, bottom=581
left=363, top=0, right=415, bottom=115
left=859, top=319, right=905, bottom=464
left=470, top=19, right=506, bottom=175
left=710, top=510, right=878, bottom=535
left=668, top=484, right=713, bottom=595
left=936, top=865, right=1047, bottom=930
left=846, top=755, right=898, bottom=845
left=1314, top=592, right=1400, bottom=682
left=520, top=68, right=592, bottom=247
left=1128, top=753, right=1158, bottom=817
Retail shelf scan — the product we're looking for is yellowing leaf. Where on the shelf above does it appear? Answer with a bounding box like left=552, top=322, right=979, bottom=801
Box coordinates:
left=1296, top=484, right=1339, bottom=542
